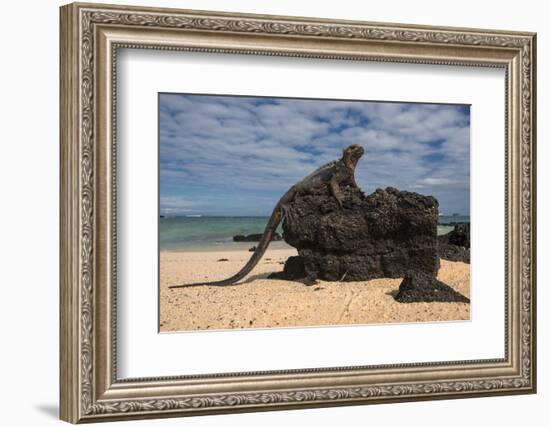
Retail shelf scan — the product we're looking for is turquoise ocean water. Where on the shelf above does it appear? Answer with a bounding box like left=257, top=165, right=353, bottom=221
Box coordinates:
left=159, top=215, right=469, bottom=252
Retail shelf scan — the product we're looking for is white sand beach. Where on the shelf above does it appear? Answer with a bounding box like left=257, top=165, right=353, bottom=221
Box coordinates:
left=160, top=248, right=470, bottom=332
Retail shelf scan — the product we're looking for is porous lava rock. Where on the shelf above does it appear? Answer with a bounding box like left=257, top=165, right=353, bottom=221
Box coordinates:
left=268, top=256, right=306, bottom=281
left=438, top=223, right=470, bottom=263
left=278, top=185, right=440, bottom=282
left=394, top=271, right=470, bottom=303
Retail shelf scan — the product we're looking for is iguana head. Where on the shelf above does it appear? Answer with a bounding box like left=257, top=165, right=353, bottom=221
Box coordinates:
left=342, top=144, right=365, bottom=169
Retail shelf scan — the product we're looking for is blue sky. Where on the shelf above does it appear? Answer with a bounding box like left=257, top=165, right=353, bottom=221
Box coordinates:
left=159, top=93, right=470, bottom=216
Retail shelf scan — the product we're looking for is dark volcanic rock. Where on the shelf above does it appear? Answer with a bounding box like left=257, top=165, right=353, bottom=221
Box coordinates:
left=268, top=256, right=306, bottom=280
left=233, top=232, right=282, bottom=242
left=394, top=271, right=470, bottom=303
left=438, top=223, right=470, bottom=263
left=437, top=243, right=470, bottom=263
left=448, top=223, right=470, bottom=247
left=279, top=185, right=440, bottom=282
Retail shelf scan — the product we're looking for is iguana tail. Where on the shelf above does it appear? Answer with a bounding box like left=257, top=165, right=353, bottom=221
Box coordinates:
left=169, top=187, right=295, bottom=289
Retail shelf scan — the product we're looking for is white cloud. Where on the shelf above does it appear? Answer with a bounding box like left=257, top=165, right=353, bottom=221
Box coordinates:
left=159, top=94, right=470, bottom=215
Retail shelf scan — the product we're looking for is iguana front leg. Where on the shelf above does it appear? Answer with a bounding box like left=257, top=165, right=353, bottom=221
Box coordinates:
left=329, top=176, right=345, bottom=208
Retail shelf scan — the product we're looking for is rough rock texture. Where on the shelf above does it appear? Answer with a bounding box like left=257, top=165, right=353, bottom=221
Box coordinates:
left=268, top=256, right=306, bottom=281
left=394, top=271, right=470, bottom=303
left=448, top=223, right=470, bottom=247
left=437, top=244, right=470, bottom=264
left=279, top=185, right=440, bottom=281
left=233, top=232, right=282, bottom=242
left=438, top=223, right=470, bottom=263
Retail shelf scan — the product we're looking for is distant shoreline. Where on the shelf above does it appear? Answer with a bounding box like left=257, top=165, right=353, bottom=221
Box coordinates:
left=160, top=241, right=293, bottom=253
left=160, top=215, right=470, bottom=221
left=159, top=215, right=469, bottom=253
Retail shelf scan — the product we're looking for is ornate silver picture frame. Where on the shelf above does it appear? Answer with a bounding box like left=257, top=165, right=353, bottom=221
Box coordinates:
left=60, top=2, right=536, bottom=423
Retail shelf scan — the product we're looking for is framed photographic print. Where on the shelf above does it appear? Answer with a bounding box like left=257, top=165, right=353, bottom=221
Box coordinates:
left=59, top=2, right=537, bottom=423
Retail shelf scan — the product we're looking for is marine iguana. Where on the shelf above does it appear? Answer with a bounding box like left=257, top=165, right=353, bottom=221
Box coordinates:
left=168, top=144, right=365, bottom=289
